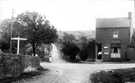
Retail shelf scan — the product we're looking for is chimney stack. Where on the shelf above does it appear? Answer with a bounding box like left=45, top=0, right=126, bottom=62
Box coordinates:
left=128, top=12, right=132, bottom=20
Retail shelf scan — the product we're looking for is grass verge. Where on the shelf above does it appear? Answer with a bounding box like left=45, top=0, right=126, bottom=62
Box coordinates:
left=90, top=67, right=135, bottom=83
left=0, top=66, right=48, bottom=83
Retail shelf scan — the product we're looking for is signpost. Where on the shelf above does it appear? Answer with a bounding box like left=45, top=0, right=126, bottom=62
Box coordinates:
left=11, top=37, right=27, bottom=54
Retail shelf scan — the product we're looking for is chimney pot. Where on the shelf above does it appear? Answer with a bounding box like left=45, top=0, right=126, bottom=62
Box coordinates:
left=128, top=12, right=132, bottom=19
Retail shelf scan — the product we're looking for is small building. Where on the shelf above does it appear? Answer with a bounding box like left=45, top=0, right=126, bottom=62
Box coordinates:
left=95, top=12, right=133, bottom=62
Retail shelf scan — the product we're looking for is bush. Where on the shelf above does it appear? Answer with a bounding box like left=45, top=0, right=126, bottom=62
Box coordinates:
left=0, top=53, right=40, bottom=80
left=78, top=39, right=95, bottom=61
left=90, top=68, right=135, bottom=83
left=61, top=41, right=80, bottom=61
left=79, top=50, right=87, bottom=61
left=0, top=66, right=47, bottom=83
left=82, top=39, right=95, bottom=58
left=0, top=53, right=24, bottom=79
left=90, top=71, right=116, bottom=83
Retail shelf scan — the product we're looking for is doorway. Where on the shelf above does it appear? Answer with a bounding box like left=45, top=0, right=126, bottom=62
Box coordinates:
left=97, top=44, right=102, bottom=59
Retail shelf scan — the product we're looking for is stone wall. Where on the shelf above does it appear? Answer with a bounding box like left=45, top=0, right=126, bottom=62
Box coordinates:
left=22, top=55, right=40, bottom=69
left=0, top=53, right=40, bottom=79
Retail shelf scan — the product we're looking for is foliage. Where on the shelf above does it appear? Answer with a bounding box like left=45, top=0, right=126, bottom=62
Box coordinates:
left=0, top=19, right=15, bottom=53
left=0, top=66, right=46, bottom=83
left=63, top=32, right=76, bottom=42
left=79, top=39, right=95, bottom=61
left=90, top=68, right=135, bottom=83
left=80, top=36, right=87, bottom=43
left=16, top=11, right=58, bottom=56
left=0, top=53, right=24, bottom=79
left=79, top=50, right=87, bottom=61
left=0, top=53, right=40, bottom=80
left=61, top=41, right=80, bottom=60
left=0, top=18, right=28, bottom=53
left=60, top=38, right=95, bottom=61
left=0, top=11, right=58, bottom=55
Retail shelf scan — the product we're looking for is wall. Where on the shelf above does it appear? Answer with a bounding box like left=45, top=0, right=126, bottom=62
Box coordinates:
left=0, top=53, right=40, bottom=79
left=22, top=55, right=40, bottom=69
left=128, top=48, right=135, bottom=61
left=96, top=27, right=130, bottom=45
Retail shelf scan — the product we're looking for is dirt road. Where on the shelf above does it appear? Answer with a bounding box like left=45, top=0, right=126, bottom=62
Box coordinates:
left=24, top=44, right=135, bottom=83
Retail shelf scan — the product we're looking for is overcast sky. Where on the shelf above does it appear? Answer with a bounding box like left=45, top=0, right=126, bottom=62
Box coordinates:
left=0, top=0, right=134, bottom=31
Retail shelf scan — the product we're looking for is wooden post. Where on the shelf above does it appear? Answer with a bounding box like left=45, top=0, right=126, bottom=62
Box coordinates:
left=11, top=36, right=27, bottom=54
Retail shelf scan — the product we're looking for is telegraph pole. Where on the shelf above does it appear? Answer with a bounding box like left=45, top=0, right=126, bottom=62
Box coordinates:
left=10, top=9, right=14, bottom=53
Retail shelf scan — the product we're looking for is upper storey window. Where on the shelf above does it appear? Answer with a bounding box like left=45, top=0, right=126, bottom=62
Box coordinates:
left=113, top=31, right=118, bottom=38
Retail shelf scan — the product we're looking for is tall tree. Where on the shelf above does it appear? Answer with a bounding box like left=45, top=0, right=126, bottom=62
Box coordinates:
left=0, top=19, right=13, bottom=52
left=0, top=11, right=58, bottom=55
left=61, top=41, right=80, bottom=60
left=16, top=11, right=58, bottom=56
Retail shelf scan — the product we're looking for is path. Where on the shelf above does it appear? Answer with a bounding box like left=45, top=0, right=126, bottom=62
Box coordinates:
left=24, top=44, right=135, bottom=83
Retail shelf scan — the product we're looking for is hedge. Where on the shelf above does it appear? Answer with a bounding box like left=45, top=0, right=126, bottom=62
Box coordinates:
left=0, top=53, right=40, bottom=79
left=90, top=68, right=135, bottom=83
left=0, top=53, right=24, bottom=79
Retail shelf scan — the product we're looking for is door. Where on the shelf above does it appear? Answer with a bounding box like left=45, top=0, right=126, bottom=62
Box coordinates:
left=97, top=44, right=102, bottom=59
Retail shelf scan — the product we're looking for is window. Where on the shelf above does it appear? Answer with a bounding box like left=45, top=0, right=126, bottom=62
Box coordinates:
left=113, top=31, right=118, bottom=38
left=114, top=48, right=118, bottom=53
left=104, top=46, right=108, bottom=49
left=111, top=47, right=121, bottom=58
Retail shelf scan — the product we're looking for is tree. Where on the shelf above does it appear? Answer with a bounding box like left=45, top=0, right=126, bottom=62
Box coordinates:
left=0, top=19, right=18, bottom=53
left=16, top=11, right=58, bottom=56
left=80, top=36, right=87, bottom=43
left=0, top=11, right=58, bottom=55
left=63, top=32, right=76, bottom=42
left=78, top=38, right=95, bottom=61
left=61, top=41, right=80, bottom=60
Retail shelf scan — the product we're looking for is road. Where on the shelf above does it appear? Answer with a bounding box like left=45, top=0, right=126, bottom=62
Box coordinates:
left=24, top=44, right=135, bottom=83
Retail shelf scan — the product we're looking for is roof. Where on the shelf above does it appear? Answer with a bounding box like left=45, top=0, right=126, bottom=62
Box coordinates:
left=96, top=17, right=131, bottom=28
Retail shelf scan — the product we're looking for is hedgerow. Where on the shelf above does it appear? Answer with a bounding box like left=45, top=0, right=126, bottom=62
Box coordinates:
left=0, top=53, right=40, bottom=79
left=0, top=53, right=24, bottom=79
left=90, top=68, right=135, bottom=83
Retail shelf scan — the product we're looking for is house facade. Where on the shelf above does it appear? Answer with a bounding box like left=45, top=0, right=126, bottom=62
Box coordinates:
left=96, top=12, right=133, bottom=62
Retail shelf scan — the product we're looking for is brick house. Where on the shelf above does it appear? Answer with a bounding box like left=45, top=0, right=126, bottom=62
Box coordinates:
left=96, top=12, right=133, bottom=62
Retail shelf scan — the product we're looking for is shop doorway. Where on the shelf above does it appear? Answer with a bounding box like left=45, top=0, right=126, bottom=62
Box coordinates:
left=97, top=44, right=102, bottom=59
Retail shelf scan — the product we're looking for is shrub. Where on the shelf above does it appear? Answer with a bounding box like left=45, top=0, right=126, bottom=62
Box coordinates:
left=78, top=39, right=95, bottom=61
left=79, top=50, right=87, bottom=61
left=90, top=68, right=135, bottom=83
left=0, top=66, right=47, bottom=83
left=61, top=41, right=80, bottom=61
left=83, top=39, right=95, bottom=58
left=0, top=53, right=40, bottom=79
left=0, top=53, right=24, bottom=79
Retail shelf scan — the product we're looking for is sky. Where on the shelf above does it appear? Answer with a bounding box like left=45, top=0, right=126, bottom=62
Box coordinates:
left=0, top=0, right=134, bottom=31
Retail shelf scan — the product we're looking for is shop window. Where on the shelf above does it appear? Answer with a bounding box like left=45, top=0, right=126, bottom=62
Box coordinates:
left=113, top=31, right=118, bottom=38
left=111, top=47, right=121, bottom=58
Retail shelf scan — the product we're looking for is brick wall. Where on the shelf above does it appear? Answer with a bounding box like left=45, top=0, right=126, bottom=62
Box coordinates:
left=96, top=28, right=130, bottom=61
